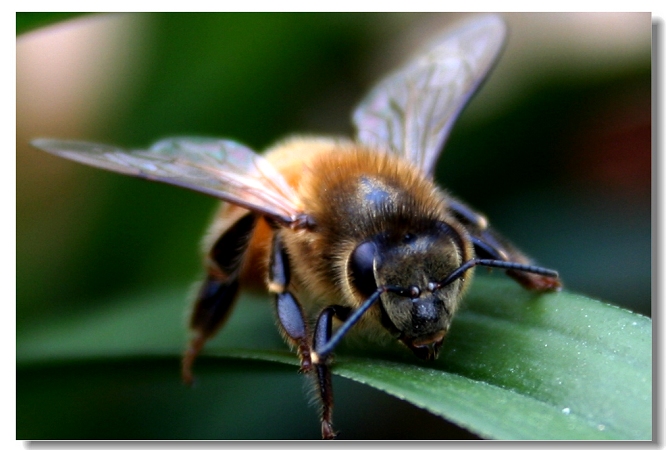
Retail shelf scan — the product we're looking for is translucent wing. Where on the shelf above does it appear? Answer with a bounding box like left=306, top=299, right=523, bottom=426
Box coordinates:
left=32, top=137, right=303, bottom=225
left=353, top=14, right=507, bottom=176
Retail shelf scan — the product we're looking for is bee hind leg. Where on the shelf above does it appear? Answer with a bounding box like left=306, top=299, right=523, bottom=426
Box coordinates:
left=182, top=273, right=240, bottom=385
left=183, top=213, right=256, bottom=385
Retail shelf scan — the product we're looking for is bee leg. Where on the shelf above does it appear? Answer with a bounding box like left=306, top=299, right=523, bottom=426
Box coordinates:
left=312, top=305, right=351, bottom=440
left=182, top=274, right=240, bottom=385
left=182, top=213, right=256, bottom=385
left=449, top=198, right=561, bottom=291
left=448, top=198, right=489, bottom=230
left=268, top=233, right=313, bottom=372
left=474, top=228, right=561, bottom=291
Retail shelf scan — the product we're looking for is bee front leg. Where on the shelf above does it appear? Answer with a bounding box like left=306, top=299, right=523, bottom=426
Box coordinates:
left=311, top=305, right=351, bottom=440
left=268, top=233, right=313, bottom=372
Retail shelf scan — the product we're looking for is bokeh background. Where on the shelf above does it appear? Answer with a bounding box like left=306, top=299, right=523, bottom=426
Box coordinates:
left=17, top=13, right=651, bottom=439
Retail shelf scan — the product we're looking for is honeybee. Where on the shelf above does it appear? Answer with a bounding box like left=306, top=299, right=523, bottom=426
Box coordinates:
left=32, top=14, right=561, bottom=439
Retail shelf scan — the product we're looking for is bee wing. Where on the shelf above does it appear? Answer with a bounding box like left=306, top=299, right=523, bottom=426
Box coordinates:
left=32, top=137, right=303, bottom=224
left=352, top=14, right=506, bottom=176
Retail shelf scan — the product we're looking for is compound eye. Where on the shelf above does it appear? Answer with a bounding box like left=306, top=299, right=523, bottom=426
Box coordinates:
left=349, top=241, right=378, bottom=298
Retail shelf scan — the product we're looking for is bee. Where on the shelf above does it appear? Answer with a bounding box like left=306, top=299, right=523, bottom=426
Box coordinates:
left=32, top=14, right=561, bottom=439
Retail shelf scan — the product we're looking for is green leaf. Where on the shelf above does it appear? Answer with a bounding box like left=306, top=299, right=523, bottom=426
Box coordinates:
left=16, top=278, right=651, bottom=440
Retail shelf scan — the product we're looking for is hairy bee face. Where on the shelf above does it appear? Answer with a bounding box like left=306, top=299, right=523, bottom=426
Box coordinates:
left=349, top=221, right=469, bottom=359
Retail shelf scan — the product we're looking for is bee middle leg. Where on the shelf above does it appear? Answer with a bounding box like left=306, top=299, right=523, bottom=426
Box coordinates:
left=268, top=233, right=313, bottom=372
left=449, top=198, right=561, bottom=291
left=269, top=234, right=352, bottom=439
left=473, top=228, right=561, bottom=291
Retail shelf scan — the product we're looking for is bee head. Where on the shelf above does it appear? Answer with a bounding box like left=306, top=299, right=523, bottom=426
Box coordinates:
left=348, top=222, right=469, bottom=360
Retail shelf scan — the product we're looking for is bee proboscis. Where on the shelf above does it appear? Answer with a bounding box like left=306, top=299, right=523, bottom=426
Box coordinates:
left=32, top=14, right=561, bottom=439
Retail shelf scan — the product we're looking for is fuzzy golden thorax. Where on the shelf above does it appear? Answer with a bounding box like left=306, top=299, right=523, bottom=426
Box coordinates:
left=267, top=137, right=473, bottom=348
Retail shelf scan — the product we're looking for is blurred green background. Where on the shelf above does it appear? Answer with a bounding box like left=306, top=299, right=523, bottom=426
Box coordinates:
left=17, top=13, right=651, bottom=439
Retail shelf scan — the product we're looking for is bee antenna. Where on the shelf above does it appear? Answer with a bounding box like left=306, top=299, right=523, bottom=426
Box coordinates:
left=315, top=285, right=410, bottom=360
left=437, top=259, right=559, bottom=288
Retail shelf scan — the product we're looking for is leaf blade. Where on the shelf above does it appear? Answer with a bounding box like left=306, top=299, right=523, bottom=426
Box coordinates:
left=16, top=278, right=651, bottom=440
